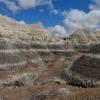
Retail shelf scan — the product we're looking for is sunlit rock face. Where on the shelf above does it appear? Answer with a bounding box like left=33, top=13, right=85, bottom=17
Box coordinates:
left=61, top=29, right=100, bottom=51
left=0, top=16, right=53, bottom=41
left=62, top=29, right=100, bottom=46
left=0, top=16, right=72, bottom=72
left=0, top=16, right=75, bottom=89
left=0, top=16, right=53, bottom=71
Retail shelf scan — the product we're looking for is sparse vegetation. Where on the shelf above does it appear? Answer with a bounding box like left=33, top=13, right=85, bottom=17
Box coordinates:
left=2, top=80, right=24, bottom=87
left=71, top=55, right=100, bottom=80
left=62, top=71, right=97, bottom=88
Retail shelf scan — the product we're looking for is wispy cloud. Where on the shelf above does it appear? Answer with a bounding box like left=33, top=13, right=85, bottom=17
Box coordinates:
left=18, top=0, right=53, bottom=9
left=50, top=9, right=60, bottom=15
left=0, top=0, right=54, bottom=12
left=0, top=0, right=20, bottom=12
left=90, top=0, right=100, bottom=10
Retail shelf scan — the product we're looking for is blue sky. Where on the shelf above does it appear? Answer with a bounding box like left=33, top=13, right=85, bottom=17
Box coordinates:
left=0, top=0, right=100, bottom=36
left=0, top=0, right=91, bottom=26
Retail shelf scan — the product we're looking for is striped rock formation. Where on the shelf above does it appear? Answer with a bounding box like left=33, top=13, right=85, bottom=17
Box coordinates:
left=0, top=16, right=72, bottom=73
left=0, top=18, right=51, bottom=71
left=0, top=16, right=52, bottom=41
left=0, top=16, right=75, bottom=87
left=62, top=29, right=100, bottom=46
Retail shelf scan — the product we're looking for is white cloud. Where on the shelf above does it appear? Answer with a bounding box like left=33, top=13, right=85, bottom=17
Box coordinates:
left=18, top=0, right=53, bottom=9
left=63, top=9, right=100, bottom=32
left=50, top=9, right=59, bottom=15
left=48, top=8, right=100, bottom=36
left=48, top=25, right=67, bottom=37
left=47, top=0, right=100, bottom=36
left=90, top=0, right=100, bottom=10
left=0, top=0, right=54, bottom=12
left=0, top=0, right=20, bottom=12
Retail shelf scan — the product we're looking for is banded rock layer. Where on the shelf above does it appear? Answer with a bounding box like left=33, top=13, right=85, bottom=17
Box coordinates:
left=0, top=16, right=53, bottom=42
left=0, top=16, right=71, bottom=72
left=0, top=17, right=69, bottom=87
left=62, top=29, right=100, bottom=46
left=0, top=38, right=73, bottom=71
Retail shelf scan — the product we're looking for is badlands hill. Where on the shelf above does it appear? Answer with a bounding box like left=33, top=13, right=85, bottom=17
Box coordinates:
left=0, top=16, right=52, bottom=41
left=0, top=16, right=71, bottom=86
left=0, top=16, right=100, bottom=100
left=62, top=29, right=100, bottom=46
left=0, top=16, right=76, bottom=71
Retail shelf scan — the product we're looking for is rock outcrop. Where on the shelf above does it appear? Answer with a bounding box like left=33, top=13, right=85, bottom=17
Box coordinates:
left=0, top=16, right=52, bottom=41
left=61, top=29, right=100, bottom=51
